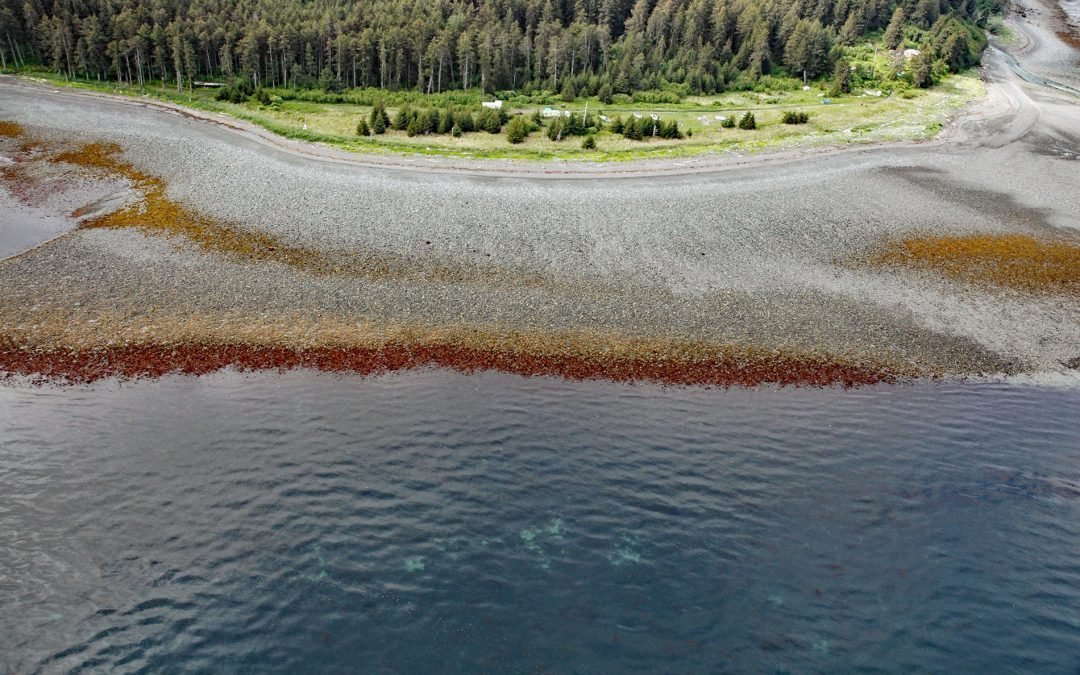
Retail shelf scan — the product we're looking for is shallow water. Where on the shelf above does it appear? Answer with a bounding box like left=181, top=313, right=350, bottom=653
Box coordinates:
left=0, top=191, right=73, bottom=259
left=2, top=370, right=1080, bottom=672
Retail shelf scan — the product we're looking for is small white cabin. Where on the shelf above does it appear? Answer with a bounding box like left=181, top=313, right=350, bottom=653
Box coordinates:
left=481, top=100, right=504, bottom=110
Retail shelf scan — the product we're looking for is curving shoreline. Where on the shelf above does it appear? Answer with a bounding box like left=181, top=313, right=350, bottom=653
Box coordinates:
left=1, top=7, right=1078, bottom=387
left=0, top=70, right=985, bottom=180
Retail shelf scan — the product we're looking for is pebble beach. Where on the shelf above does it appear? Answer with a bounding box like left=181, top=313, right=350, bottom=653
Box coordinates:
left=1, top=5, right=1078, bottom=386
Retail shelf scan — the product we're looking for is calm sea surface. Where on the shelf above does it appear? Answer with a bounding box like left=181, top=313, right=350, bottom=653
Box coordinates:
left=2, top=370, right=1079, bottom=673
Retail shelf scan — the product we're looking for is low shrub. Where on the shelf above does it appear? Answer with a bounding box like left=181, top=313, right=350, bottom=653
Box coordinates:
left=613, top=115, right=682, bottom=141
left=506, top=115, right=531, bottom=144
left=781, top=110, right=809, bottom=124
left=545, top=113, right=595, bottom=141
left=216, top=78, right=254, bottom=104
left=631, top=89, right=682, bottom=104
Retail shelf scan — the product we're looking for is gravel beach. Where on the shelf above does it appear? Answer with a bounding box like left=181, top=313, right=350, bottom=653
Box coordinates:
left=1, top=1, right=1078, bottom=385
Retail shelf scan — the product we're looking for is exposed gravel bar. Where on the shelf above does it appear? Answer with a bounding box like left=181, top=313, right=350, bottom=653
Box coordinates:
left=1, top=11, right=1078, bottom=385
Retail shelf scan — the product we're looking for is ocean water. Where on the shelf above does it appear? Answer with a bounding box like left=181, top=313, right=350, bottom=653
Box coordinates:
left=2, top=370, right=1079, bottom=673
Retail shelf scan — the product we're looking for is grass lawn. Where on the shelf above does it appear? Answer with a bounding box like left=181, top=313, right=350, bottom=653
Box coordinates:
left=10, top=70, right=985, bottom=162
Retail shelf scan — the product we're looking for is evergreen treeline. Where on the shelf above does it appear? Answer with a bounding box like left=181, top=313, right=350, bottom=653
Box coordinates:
left=0, top=0, right=1000, bottom=95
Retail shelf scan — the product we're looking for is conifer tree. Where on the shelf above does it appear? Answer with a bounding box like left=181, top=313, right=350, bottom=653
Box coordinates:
left=5, top=0, right=998, bottom=97
left=912, top=50, right=934, bottom=87
left=370, top=100, right=389, bottom=134
left=506, top=115, right=530, bottom=143
left=831, top=60, right=852, bottom=95
left=597, top=81, right=613, bottom=104
left=393, top=105, right=412, bottom=131
left=884, top=8, right=906, bottom=50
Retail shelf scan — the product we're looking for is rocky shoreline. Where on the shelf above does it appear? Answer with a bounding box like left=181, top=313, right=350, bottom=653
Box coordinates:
left=1, top=14, right=1078, bottom=386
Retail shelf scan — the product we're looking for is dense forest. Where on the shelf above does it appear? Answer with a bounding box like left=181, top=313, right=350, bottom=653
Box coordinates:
left=0, top=0, right=1000, bottom=95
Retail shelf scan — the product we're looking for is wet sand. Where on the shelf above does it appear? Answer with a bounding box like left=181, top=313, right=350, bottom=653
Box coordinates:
left=1, top=7, right=1078, bottom=386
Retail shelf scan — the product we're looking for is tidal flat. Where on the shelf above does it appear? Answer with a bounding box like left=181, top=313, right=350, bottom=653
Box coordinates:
left=2, top=0, right=1080, bottom=387
left=2, top=56, right=1079, bottom=386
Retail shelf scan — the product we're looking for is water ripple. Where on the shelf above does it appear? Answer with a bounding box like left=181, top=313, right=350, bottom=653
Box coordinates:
left=1, top=371, right=1078, bottom=671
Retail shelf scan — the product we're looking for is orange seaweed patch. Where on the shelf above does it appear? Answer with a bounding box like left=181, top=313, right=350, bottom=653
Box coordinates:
left=0, top=121, right=23, bottom=138
left=45, top=141, right=523, bottom=283
left=52, top=142, right=131, bottom=173
left=0, top=340, right=900, bottom=387
left=52, top=142, right=322, bottom=267
left=871, top=234, right=1080, bottom=293
left=1059, top=29, right=1080, bottom=49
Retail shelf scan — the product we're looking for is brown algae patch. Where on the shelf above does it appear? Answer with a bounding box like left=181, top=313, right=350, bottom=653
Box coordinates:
left=0, top=306, right=917, bottom=387
left=0, top=324, right=909, bottom=388
left=0, top=121, right=24, bottom=138
left=51, top=142, right=321, bottom=268
left=870, top=233, right=1080, bottom=294
left=43, top=141, right=546, bottom=285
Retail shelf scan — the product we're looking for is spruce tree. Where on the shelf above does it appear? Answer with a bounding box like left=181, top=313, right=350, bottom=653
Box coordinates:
left=438, top=109, right=454, bottom=134
left=393, top=105, right=412, bottom=131
left=4, top=0, right=997, bottom=101
left=597, top=81, right=613, bottom=104
left=506, top=115, right=530, bottom=143
left=370, top=100, right=389, bottom=134
left=831, top=60, right=852, bottom=96
left=546, top=117, right=565, bottom=141
left=454, top=110, right=475, bottom=132
left=561, top=79, right=577, bottom=102
left=912, top=50, right=934, bottom=87
left=884, top=8, right=905, bottom=50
